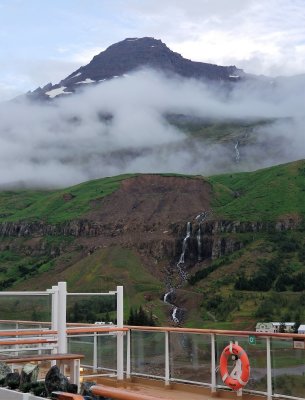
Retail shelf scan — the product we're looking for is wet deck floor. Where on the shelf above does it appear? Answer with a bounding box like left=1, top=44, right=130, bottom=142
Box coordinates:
left=89, top=377, right=267, bottom=400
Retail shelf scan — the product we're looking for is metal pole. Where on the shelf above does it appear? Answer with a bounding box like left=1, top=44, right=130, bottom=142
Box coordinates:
left=211, top=334, right=216, bottom=393
left=116, top=286, right=124, bottom=380
left=266, top=337, right=272, bottom=400
left=165, top=331, right=170, bottom=385
left=49, top=285, right=59, bottom=332
left=57, top=282, right=67, bottom=354
left=93, top=332, right=97, bottom=373
left=126, top=330, right=131, bottom=379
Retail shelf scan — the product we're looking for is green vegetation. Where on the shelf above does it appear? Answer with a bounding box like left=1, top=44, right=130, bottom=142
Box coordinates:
left=167, top=115, right=271, bottom=143
left=67, top=296, right=117, bottom=323
left=0, top=174, right=135, bottom=223
left=0, top=161, right=305, bottom=328
left=127, top=306, right=155, bottom=326
left=2, top=160, right=305, bottom=224
left=209, top=159, right=305, bottom=220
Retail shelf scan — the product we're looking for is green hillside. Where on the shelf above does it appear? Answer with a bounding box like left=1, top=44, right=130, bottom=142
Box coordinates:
left=1, top=160, right=305, bottom=223
left=0, top=174, right=135, bottom=223
left=209, top=159, right=305, bottom=220
left=0, top=161, right=305, bottom=328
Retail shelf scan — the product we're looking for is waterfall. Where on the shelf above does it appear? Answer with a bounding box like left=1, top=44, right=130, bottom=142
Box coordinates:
left=163, top=212, right=212, bottom=325
left=176, top=221, right=191, bottom=285
left=163, top=289, right=181, bottom=324
left=172, top=307, right=179, bottom=324
left=196, top=211, right=210, bottom=261
left=197, top=224, right=202, bottom=261
left=177, top=221, right=191, bottom=266
left=163, top=288, right=173, bottom=304
left=235, top=140, right=240, bottom=163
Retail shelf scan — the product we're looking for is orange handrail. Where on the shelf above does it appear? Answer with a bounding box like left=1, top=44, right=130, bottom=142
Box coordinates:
left=67, top=327, right=128, bottom=334
left=47, top=392, right=84, bottom=400
left=91, top=384, right=165, bottom=400
left=0, top=338, right=57, bottom=346
left=0, top=322, right=303, bottom=341
left=126, top=325, right=305, bottom=340
left=0, top=329, right=57, bottom=337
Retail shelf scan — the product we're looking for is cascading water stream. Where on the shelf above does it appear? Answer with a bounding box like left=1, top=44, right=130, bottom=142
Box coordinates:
left=176, top=221, right=191, bottom=282
left=163, top=222, right=192, bottom=324
left=163, top=212, right=211, bottom=324
left=163, top=288, right=173, bottom=304
left=177, top=221, right=191, bottom=266
left=235, top=140, right=240, bottom=163
left=197, top=224, right=202, bottom=261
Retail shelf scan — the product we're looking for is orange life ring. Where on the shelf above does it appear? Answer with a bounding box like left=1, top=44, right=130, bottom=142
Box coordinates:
left=219, top=343, right=250, bottom=390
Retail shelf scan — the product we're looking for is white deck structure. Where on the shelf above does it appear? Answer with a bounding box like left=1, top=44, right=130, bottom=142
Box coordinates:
left=0, top=283, right=304, bottom=400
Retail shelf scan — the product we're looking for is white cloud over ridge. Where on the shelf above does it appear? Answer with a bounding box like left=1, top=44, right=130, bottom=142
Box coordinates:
left=0, top=69, right=305, bottom=188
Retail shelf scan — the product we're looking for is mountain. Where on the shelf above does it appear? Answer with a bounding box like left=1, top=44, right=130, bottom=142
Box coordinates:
left=13, top=37, right=304, bottom=186
left=0, top=161, right=305, bottom=328
left=28, top=37, right=245, bottom=100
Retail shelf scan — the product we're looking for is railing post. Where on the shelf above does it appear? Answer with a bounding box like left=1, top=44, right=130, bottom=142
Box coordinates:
left=211, top=333, right=216, bottom=393
left=47, top=285, right=59, bottom=365
left=57, top=282, right=67, bottom=354
left=93, top=332, right=98, bottom=373
left=266, top=337, right=272, bottom=400
left=126, top=329, right=131, bottom=379
left=50, top=285, right=59, bottom=332
left=116, top=285, right=124, bottom=380
left=165, top=331, right=170, bottom=385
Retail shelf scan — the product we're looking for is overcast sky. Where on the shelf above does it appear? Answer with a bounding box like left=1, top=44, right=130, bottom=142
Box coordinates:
left=0, top=0, right=305, bottom=101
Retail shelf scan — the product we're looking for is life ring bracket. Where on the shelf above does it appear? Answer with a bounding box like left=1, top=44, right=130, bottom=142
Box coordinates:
left=219, top=342, right=250, bottom=391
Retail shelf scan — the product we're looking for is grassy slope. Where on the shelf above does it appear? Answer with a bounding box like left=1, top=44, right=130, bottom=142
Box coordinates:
left=1, top=161, right=305, bottom=327
left=0, top=174, right=135, bottom=223
left=209, top=159, right=305, bottom=220
left=167, top=116, right=271, bottom=143
left=8, top=246, right=166, bottom=324
left=1, top=160, right=305, bottom=223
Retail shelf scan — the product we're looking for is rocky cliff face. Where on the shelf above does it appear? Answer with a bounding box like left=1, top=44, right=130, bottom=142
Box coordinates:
left=0, top=174, right=301, bottom=278
left=0, top=216, right=299, bottom=263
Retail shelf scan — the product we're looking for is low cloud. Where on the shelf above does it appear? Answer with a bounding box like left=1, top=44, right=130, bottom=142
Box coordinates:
left=0, top=69, right=305, bottom=188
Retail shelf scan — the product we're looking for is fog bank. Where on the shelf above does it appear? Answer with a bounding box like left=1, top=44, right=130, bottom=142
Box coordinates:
left=0, top=69, right=304, bottom=188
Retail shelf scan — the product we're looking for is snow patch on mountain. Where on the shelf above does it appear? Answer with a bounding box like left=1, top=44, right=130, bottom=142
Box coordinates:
left=45, top=87, right=72, bottom=98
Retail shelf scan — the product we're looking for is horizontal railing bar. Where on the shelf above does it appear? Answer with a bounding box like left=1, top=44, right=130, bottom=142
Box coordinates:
left=171, top=378, right=212, bottom=387
left=0, top=319, right=51, bottom=326
left=0, top=346, right=55, bottom=353
left=127, top=325, right=305, bottom=340
left=0, top=338, right=57, bottom=345
left=1, top=322, right=303, bottom=340
left=91, top=384, right=167, bottom=400
left=67, top=334, right=113, bottom=339
left=0, top=292, right=50, bottom=296
left=67, top=292, right=116, bottom=296
left=243, top=390, right=270, bottom=396
left=130, top=372, right=165, bottom=380
left=81, top=373, right=116, bottom=378
left=0, top=329, right=57, bottom=337
left=273, top=394, right=305, bottom=400
left=80, top=366, right=116, bottom=372
left=67, top=327, right=127, bottom=334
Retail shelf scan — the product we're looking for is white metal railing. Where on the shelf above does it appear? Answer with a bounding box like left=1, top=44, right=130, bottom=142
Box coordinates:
left=0, top=284, right=304, bottom=399
left=64, top=326, right=305, bottom=400
left=0, top=282, right=124, bottom=378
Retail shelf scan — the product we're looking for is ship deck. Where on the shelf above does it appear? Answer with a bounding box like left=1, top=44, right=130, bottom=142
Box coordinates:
left=88, top=376, right=267, bottom=400
left=0, top=284, right=304, bottom=400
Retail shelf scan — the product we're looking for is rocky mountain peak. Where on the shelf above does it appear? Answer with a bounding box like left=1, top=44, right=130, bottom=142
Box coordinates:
left=28, top=37, right=245, bottom=100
